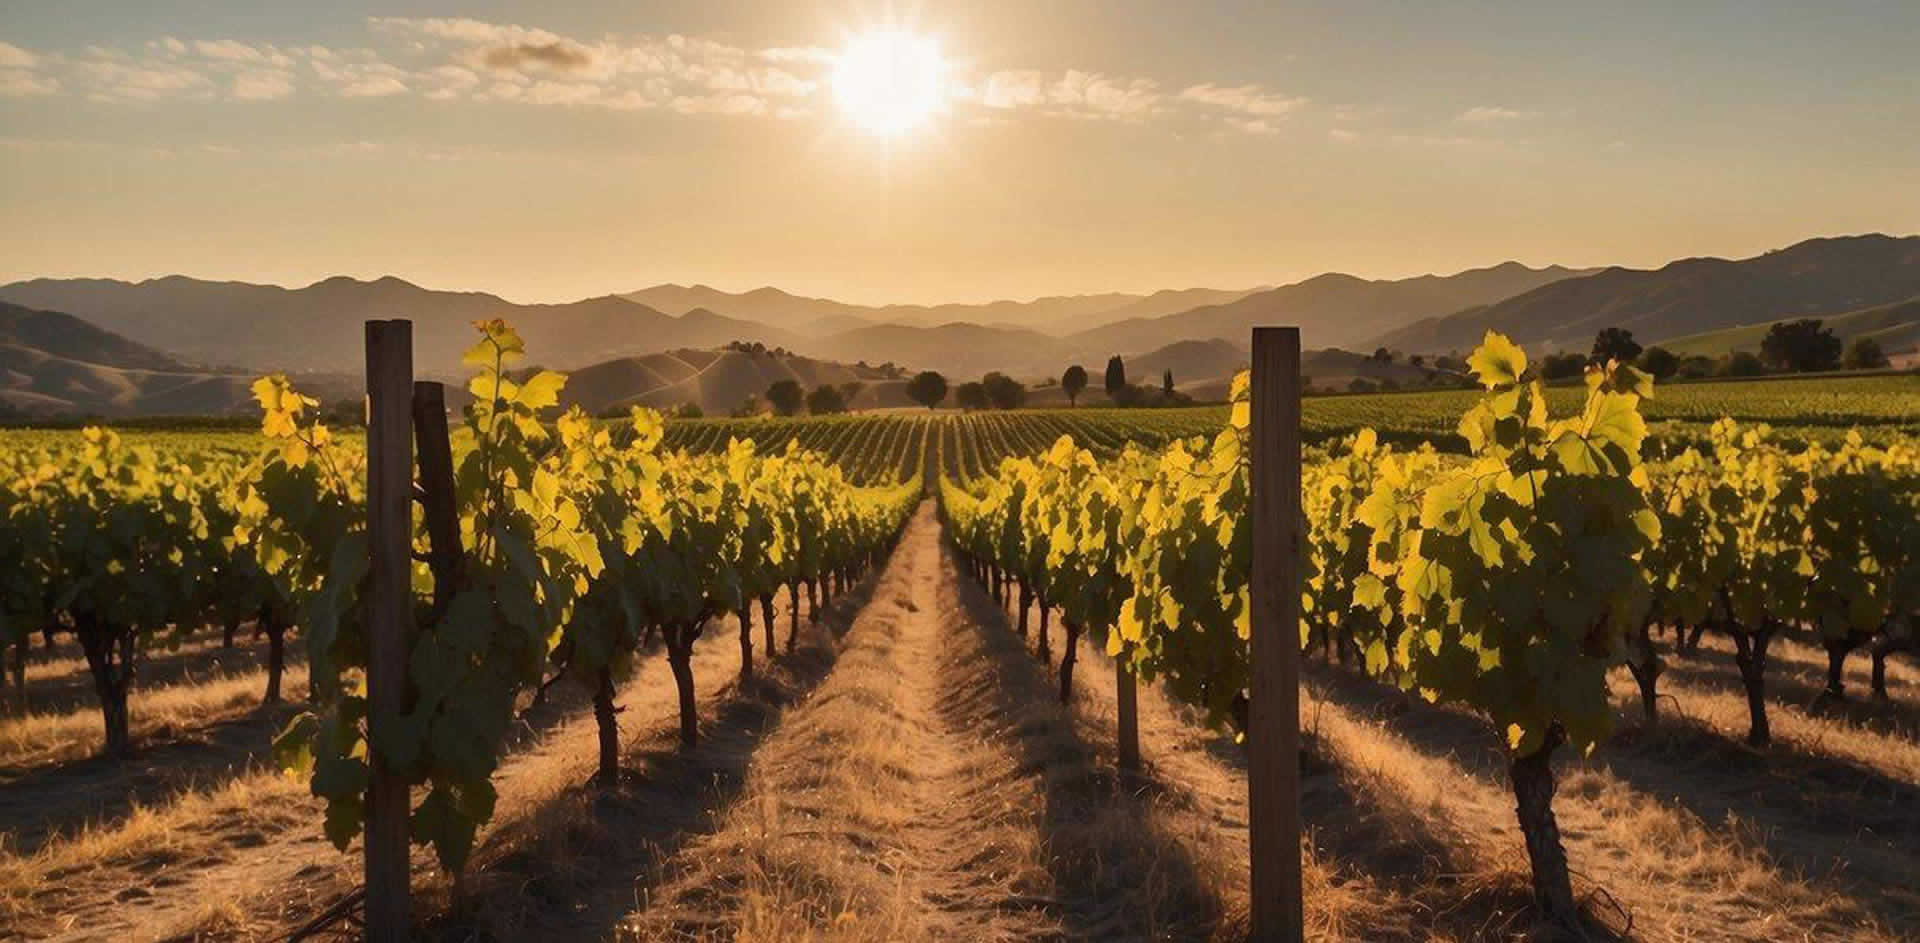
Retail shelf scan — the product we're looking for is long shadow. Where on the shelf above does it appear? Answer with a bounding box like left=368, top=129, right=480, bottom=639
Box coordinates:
left=945, top=563, right=1222, bottom=941
left=1596, top=709, right=1920, bottom=931
left=11, top=632, right=293, bottom=718
left=0, top=699, right=304, bottom=855
left=1306, top=659, right=1920, bottom=934
left=418, top=569, right=885, bottom=941
left=958, top=566, right=1598, bottom=942
left=1657, top=652, right=1920, bottom=740
left=1, top=626, right=627, bottom=858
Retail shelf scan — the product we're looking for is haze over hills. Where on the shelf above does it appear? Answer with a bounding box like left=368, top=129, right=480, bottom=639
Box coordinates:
left=622, top=283, right=1253, bottom=335
left=0, top=276, right=806, bottom=377
left=0, top=300, right=358, bottom=417
left=1374, top=234, right=1920, bottom=354
left=1065, top=261, right=1598, bottom=356
left=3, top=231, right=1913, bottom=419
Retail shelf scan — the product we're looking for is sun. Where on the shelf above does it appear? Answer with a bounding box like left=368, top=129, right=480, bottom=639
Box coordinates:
left=830, top=30, right=948, bottom=137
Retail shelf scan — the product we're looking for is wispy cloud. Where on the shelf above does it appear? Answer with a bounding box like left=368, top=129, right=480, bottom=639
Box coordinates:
left=0, top=19, right=1313, bottom=135
left=1179, top=83, right=1305, bottom=117
left=1459, top=105, right=1535, bottom=122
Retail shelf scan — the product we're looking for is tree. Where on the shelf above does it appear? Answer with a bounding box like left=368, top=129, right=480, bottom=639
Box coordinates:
left=1104, top=356, right=1126, bottom=398
left=955, top=381, right=989, bottom=411
left=1637, top=346, right=1680, bottom=380
left=805, top=384, right=848, bottom=415
left=906, top=371, right=948, bottom=410
left=1845, top=337, right=1890, bottom=370
left=1760, top=319, right=1841, bottom=373
left=1162, top=369, right=1175, bottom=396
left=1372, top=347, right=1394, bottom=364
left=1591, top=327, right=1642, bottom=364
left=674, top=402, right=704, bottom=419
left=1410, top=354, right=1426, bottom=368
left=766, top=379, right=804, bottom=416
left=1061, top=365, right=1088, bottom=406
left=981, top=372, right=1027, bottom=410
left=733, top=394, right=761, bottom=417
left=1540, top=353, right=1587, bottom=381
left=837, top=381, right=865, bottom=411
left=1724, top=351, right=1767, bottom=377
left=1347, top=378, right=1376, bottom=393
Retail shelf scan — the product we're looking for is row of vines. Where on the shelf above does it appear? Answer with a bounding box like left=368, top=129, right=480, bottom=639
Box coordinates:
left=0, top=320, right=920, bottom=878
left=940, top=333, right=1920, bottom=926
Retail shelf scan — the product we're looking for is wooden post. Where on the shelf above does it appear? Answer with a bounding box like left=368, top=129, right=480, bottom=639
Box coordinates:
left=412, top=381, right=461, bottom=623
left=364, top=320, right=414, bottom=943
left=1249, top=326, right=1303, bottom=943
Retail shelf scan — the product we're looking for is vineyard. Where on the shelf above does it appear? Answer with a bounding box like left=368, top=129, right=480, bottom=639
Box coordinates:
left=0, top=328, right=1917, bottom=941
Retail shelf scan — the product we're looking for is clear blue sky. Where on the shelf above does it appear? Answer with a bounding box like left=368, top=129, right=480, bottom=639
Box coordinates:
left=2, top=1, right=1916, bottom=303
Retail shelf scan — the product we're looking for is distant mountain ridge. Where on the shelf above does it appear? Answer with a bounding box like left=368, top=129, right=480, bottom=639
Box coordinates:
left=622, top=283, right=1254, bottom=335
left=1064, top=261, right=1598, bottom=355
left=0, top=300, right=356, bottom=417
left=0, top=276, right=806, bottom=376
left=1373, top=234, right=1920, bottom=353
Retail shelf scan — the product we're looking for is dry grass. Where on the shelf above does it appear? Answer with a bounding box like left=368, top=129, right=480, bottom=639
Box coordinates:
left=0, top=768, right=312, bottom=937
left=0, top=666, right=306, bottom=769
left=7, top=511, right=1919, bottom=942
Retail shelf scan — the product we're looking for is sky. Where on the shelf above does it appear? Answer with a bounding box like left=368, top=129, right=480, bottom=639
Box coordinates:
left=2, top=1, right=1917, bottom=305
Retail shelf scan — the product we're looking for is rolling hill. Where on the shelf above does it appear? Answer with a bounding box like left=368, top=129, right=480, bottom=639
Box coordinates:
left=1065, top=261, right=1593, bottom=355
left=0, top=276, right=805, bottom=376
left=537, top=346, right=915, bottom=416
left=1654, top=295, right=1920, bottom=361
left=1373, top=234, right=1920, bottom=355
left=0, top=300, right=357, bottom=417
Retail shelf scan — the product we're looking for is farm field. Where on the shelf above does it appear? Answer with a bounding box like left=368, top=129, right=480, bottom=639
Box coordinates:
left=3, top=350, right=1917, bottom=941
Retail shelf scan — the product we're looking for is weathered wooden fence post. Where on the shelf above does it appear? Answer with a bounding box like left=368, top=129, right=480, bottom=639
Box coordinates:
left=1249, top=326, right=1304, bottom=943
left=364, top=320, right=414, bottom=943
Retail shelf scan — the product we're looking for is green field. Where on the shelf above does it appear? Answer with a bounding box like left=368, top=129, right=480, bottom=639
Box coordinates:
left=8, top=372, right=1914, bottom=481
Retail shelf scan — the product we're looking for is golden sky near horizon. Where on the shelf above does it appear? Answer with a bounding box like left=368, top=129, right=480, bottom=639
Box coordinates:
left=1, top=1, right=1917, bottom=305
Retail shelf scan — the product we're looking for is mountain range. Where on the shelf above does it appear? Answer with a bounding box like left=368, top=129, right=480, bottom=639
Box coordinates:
left=2, top=231, right=1914, bottom=417
left=620, top=284, right=1255, bottom=336
left=1375, top=234, right=1920, bottom=354
left=0, top=300, right=356, bottom=417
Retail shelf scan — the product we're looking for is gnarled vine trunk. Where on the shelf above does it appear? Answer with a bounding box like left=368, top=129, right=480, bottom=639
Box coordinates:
left=1115, top=642, right=1140, bottom=772
left=665, top=624, right=701, bottom=750
left=1016, top=582, right=1033, bottom=639
left=1729, top=621, right=1775, bottom=747
left=788, top=581, right=803, bottom=653
left=593, top=665, right=620, bottom=783
left=738, top=607, right=755, bottom=684
left=1509, top=723, right=1575, bottom=924
left=261, top=610, right=287, bottom=705
left=1626, top=621, right=1661, bottom=725
left=1058, top=620, right=1083, bottom=705
left=760, top=594, right=777, bottom=656
left=1035, top=604, right=1052, bottom=666
left=75, top=613, right=135, bottom=759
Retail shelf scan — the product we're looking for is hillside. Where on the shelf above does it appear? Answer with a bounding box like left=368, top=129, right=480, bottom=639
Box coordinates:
left=0, top=277, right=805, bottom=377
left=1066, top=261, right=1592, bottom=355
left=1656, top=295, right=1920, bottom=360
left=816, top=321, right=1075, bottom=379
left=624, top=283, right=1252, bottom=335
left=541, top=346, right=914, bottom=416
left=1374, top=234, right=1920, bottom=354
left=0, top=300, right=359, bottom=417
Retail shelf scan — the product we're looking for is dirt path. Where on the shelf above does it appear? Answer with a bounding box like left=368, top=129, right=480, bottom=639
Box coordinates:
left=627, top=503, right=1247, bottom=941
